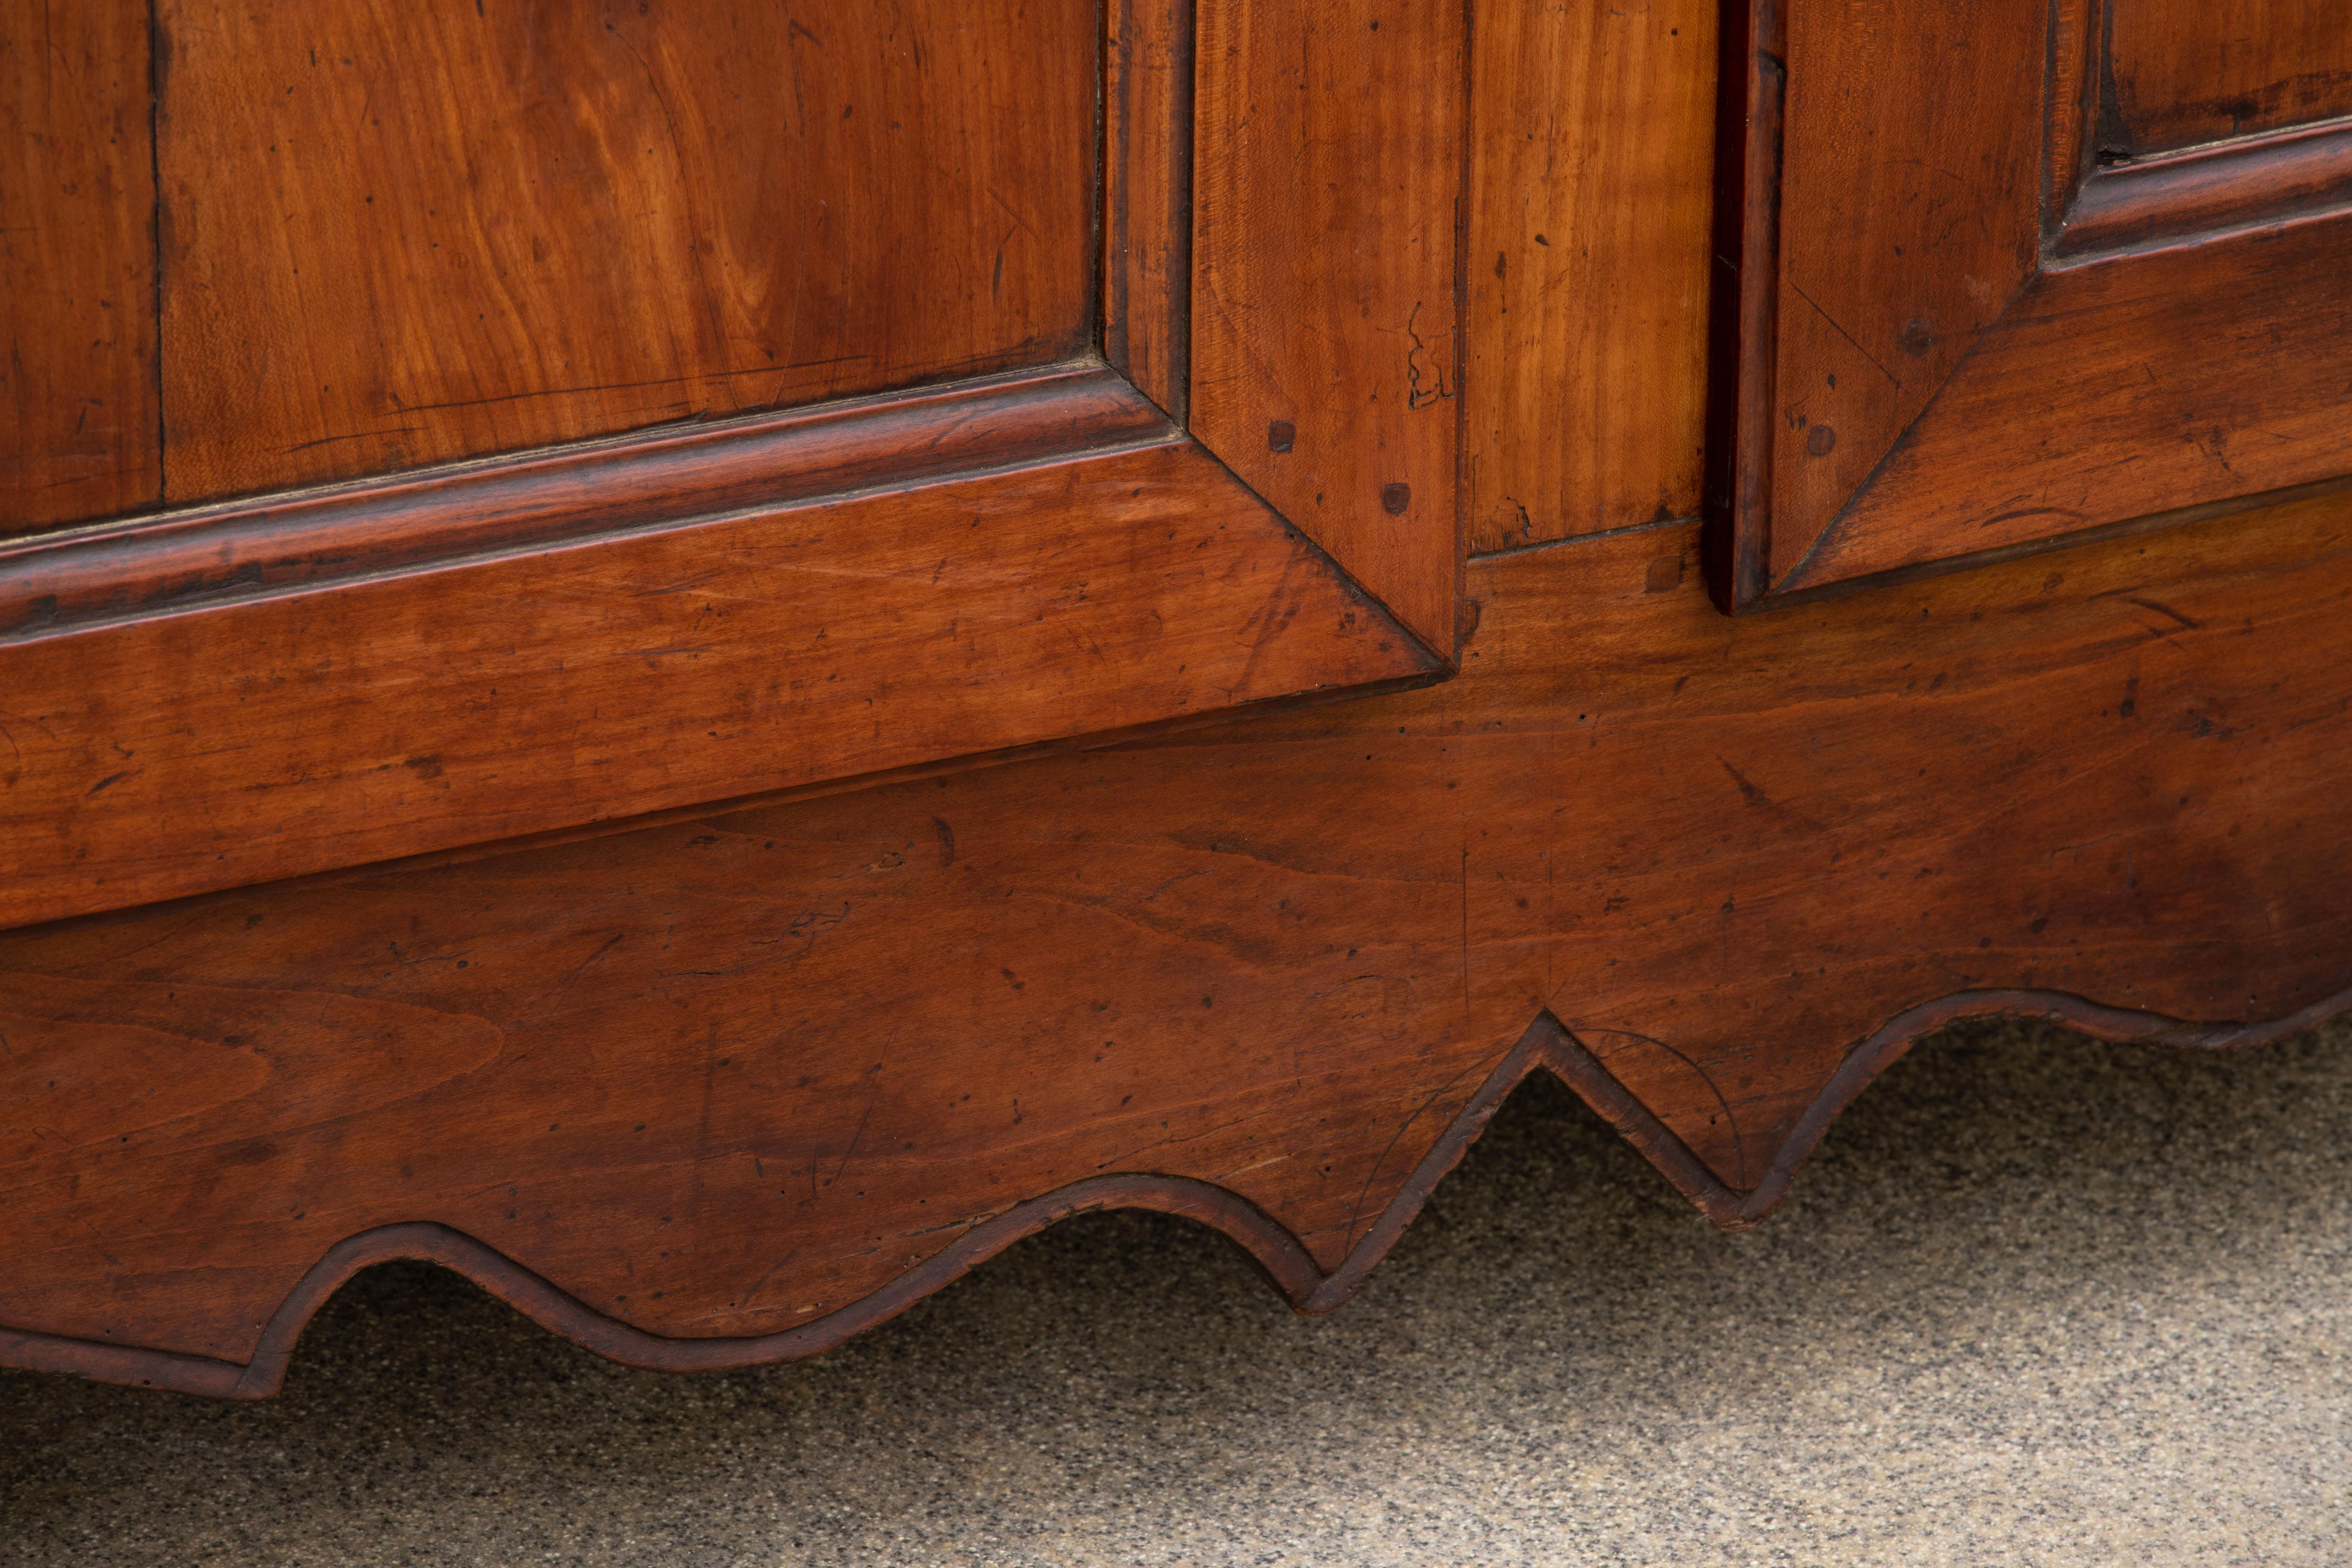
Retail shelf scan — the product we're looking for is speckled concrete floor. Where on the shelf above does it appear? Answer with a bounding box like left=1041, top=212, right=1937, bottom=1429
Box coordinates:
left=4, top=1014, right=2349, bottom=1566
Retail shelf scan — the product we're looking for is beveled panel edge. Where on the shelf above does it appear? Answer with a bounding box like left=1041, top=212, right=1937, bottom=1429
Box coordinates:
left=0, top=0, right=1475, bottom=938
left=1706, top=0, right=2352, bottom=611
left=1103, top=0, right=1195, bottom=424
left=0, top=432, right=1446, bottom=933
left=1736, top=470, right=2352, bottom=612
left=2051, top=115, right=2352, bottom=265
left=0, top=362, right=1169, bottom=647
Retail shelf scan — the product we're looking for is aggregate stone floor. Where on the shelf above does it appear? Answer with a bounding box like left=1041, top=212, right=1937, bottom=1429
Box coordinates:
left=3, top=1014, right=2349, bottom=1566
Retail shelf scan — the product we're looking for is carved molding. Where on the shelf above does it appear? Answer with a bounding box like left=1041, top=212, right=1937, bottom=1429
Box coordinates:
left=10, top=985, right=2343, bottom=1400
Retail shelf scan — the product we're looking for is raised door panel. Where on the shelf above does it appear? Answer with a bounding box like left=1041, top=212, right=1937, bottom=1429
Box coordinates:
left=2107, top=0, right=2352, bottom=155
left=156, top=0, right=1098, bottom=503
left=1708, top=0, right=2352, bottom=608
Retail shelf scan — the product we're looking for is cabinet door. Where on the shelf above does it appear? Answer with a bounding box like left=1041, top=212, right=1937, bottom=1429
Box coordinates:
left=0, top=0, right=1466, bottom=928
left=1708, top=0, right=2352, bottom=608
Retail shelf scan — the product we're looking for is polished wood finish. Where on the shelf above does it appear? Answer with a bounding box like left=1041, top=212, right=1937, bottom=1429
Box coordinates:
left=21, top=985, right=2347, bottom=1400
left=1465, top=0, right=1714, bottom=552
left=5, top=0, right=2348, bottom=1405
left=1104, top=0, right=1193, bottom=424
left=0, top=368, right=1165, bottom=641
left=0, top=364, right=1162, bottom=639
left=0, top=3, right=156, bottom=536
left=0, top=0, right=1477, bottom=930
left=6, top=489, right=2351, bottom=1391
left=2058, top=118, right=2352, bottom=260
left=1191, top=0, right=1465, bottom=654
left=1747, top=0, right=2048, bottom=597
left=0, top=369, right=1439, bottom=931
left=1783, top=217, right=2352, bottom=589
left=156, top=0, right=1097, bottom=504
left=2107, top=0, right=2352, bottom=157
left=1712, top=0, right=2352, bottom=607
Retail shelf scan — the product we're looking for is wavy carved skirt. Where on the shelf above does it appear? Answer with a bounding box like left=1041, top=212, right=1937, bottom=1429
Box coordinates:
left=5, top=496, right=2352, bottom=1398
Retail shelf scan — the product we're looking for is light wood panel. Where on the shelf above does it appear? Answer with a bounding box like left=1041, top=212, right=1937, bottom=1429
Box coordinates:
left=0, top=1, right=158, bottom=536
left=155, top=0, right=1097, bottom=503
left=2108, top=0, right=2352, bottom=156
left=1464, top=0, right=1715, bottom=553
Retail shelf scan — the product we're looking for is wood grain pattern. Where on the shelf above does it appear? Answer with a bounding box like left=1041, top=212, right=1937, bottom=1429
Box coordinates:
left=0, top=0, right=158, bottom=536
left=6, top=488, right=2351, bottom=1387
left=1781, top=211, right=2352, bottom=591
left=1766, top=0, right=2046, bottom=582
left=21, top=985, right=2351, bottom=1400
left=0, top=366, right=1168, bottom=642
left=2043, top=0, right=2101, bottom=236
left=0, top=378, right=1441, bottom=931
left=1718, top=0, right=2352, bottom=605
left=1104, top=0, right=1193, bottom=424
left=2107, top=0, right=2352, bottom=157
left=1464, top=0, right=1715, bottom=552
left=155, top=0, right=1097, bottom=503
left=1191, top=0, right=1465, bottom=655
left=2057, top=116, right=2352, bottom=260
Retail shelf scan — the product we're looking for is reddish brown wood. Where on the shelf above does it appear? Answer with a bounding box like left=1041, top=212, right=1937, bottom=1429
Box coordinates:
left=155, top=0, right=1098, bottom=504
left=6, top=490, right=2351, bottom=1393
left=1763, top=0, right=2047, bottom=586
left=1781, top=213, right=2352, bottom=590
left=0, top=1, right=158, bottom=536
left=2057, top=118, right=2352, bottom=260
left=1191, top=0, right=1465, bottom=656
left=1104, top=0, right=1193, bottom=424
left=0, top=0, right=1489, bottom=936
left=2107, top=0, right=2352, bottom=157
left=24, top=983, right=2346, bottom=1401
left=1463, top=0, right=1715, bottom=553
left=2044, top=0, right=2101, bottom=236
left=0, top=386, right=1440, bottom=931
left=5, top=0, right=2346, bottom=1411
left=0, top=366, right=1168, bottom=642
left=1714, top=0, right=2352, bottom=606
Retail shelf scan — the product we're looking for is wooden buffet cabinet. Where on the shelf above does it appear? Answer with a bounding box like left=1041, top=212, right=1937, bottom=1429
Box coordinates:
left=2, top=0, right=2348, bottom=1397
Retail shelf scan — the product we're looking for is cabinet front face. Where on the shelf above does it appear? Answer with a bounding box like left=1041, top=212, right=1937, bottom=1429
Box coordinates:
left=0, top=0, right=1470, bottom=931
left=1709, top=0, right=2352, bottom=608
left=8, top=0, right=2352, bottom=1408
